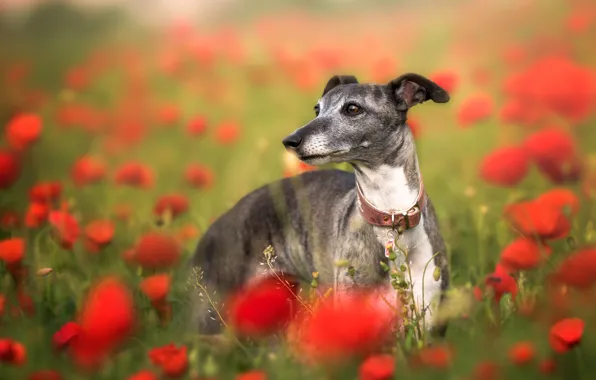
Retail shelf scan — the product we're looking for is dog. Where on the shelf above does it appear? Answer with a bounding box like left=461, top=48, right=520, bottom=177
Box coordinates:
left=189, top=73, right=450, bottom=337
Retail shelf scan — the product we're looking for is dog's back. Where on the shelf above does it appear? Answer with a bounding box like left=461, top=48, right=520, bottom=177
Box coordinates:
left=189, top=169, right=355, bottom=333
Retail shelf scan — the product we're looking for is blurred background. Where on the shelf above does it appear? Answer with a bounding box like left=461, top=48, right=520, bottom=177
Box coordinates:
left=1, top=0, right=596, bottom=283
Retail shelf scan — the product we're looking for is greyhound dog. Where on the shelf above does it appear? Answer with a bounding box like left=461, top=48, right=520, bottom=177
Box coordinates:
left=189, top=73, right=450, bottom=337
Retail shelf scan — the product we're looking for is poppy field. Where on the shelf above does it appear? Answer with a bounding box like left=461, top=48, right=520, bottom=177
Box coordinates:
left=2, top=0, right=596, bottom=379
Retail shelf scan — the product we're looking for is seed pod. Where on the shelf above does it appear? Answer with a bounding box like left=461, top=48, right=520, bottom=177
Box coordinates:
left=433, top=266, right=441, bottom=282
left=36, top=268, right=53, bottom=277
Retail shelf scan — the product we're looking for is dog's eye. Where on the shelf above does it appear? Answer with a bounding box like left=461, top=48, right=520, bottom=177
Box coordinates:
left=346, top=104, right=362, bottom=115
left=314, top=104, right=320, bottom=116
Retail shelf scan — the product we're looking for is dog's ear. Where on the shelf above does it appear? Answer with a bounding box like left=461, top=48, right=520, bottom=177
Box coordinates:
left=388, top=73, right=450, bottom=111
left=322, top=75, right=359, bottom=96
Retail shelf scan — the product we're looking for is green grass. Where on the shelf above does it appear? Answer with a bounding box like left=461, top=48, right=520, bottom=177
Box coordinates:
left=1, top=1, right=596, bottom=379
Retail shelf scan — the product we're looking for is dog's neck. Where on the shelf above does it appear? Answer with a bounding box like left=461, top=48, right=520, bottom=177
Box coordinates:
left=352, top=128, right=421, bottom=212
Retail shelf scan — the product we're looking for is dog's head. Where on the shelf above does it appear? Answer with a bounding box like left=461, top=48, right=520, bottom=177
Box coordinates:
left=282, top=73, right=450, bottom=166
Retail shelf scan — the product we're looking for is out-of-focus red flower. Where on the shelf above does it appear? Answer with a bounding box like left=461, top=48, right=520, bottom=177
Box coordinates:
left=134, top=232, right=181, bottom=269
left=235, top=370, right=267, bottom=380
left=0, top=150, right=21, bottom=189
left=157, top=104, right=180, bottom=126
left=70, top=277, right=135, bottom=368
left=524, top=127, right=581, bottom=184
left=503, top=200, right=571, bottom=240
left=457, top=94, right=493, bottom=127
left=153, top=194, right=189, bottom=219
left=185, top=163, right=214, bottom=189
left=407, top=118, right=420, bottom=139
left=412, top=345, right=453, bottom=369
left=552, top=248, right=596, bottom=289
left=508, top=341, right=535, bottom=365
left=174, top=224, right=200, bottom=244
left=84, top=220, right=115, bottom=252
left=0, top=339, right=27, bottom=366
left=471, top=360, right=499, bottom=380
left=53, top=322, right=81, bottom=350
left=48, top=210, right=80, bottom=250
left=504, top=56, right=596, bottom=124
left=539, top=358, right=556, bottom=374
left=186, top=116, right=208, bottom=136
left=113, top=203, right=133, bottom=221
left=500, top=238, right=551, bottom=272
left=29, top=181, right=62, bottom=204
left=293, top=289, right=398, bottom=363
left=126, top=370, right=159, bottom=380
left=65, top=66, right=90, bottom=91
left=429, top=70, right=458, bottom=93
left=71, top=156, right=106, bottom=187
left=537, top=188, right=580, bottom=217
left=0, top=294, right=5, bottom=316
left=485, top=264, right=517, bottom=303
left=369, top=56, right=397, bottom=83
left=0, top=210, right=20, bottom=229
left=114, top=162, right=154, bottom=188
left=499, top=99, right=543, bottom=127
left=140, top=273, right=172, bottom=325
left=28, top=369, right=64, bottom=380
left=359, top=354, right=395, bottom=380
left=227, top=276, right=299, bottom=339
left=25, top=202, right=50, bottom=228
left=479, top=146, right=529, bottom=187
left=0, top=237, right=25, bottom=265
left=148, top=344, right=188, bottom=378
left=5, top=113, right=43, bottom=150
left=549, top=318, right=584, bottom=353
left=566, top=10, right=593, bottom=34
left=502, top=44, right=527, bottom=67
left=214, top=121, right=240, bottom=145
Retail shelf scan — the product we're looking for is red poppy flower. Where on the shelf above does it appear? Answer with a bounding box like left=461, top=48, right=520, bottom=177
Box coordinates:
left=84, top=220, right=115, bottom=252
left=524, top=127, right=581, bottom=184
left=471, top=360, right=499, bottom=380
left=127, top=370, right=159, bottom=380
left=552, top=248, right=596, bottom=289
left=134, top=232, right=181, bottom=269
left=148, top=344, right=188, bottom=378
left=140, top=274, right=171, bottom=302
left=29, top=181, right=62, bottom=204
left=227, top=275, right=299, bottom=338
left=539, top=358, right=556, bottom=374
left=500, top=238, right=552, bottom=271
left=65, top=66, right=90, bottom=90
left=0, top=339, right=26, bottom=366
left=214, top=121, right=240, bottom=145
left=0, top=210, right=20, bottom=229
left=0, top=150, right=21, bottom=189
left=28, top=369, right=64, bottom=380
left=185, top=163, right=214, bottom=189
left=5, top=113, right=43, bottom=150
left=53, top=322, right=81, bottom=350
left=414, top=345, right=453, bottom=369
left=157, top=104, right=180, bottom=126
left=71, top=156, right=106, bottom=187
left=369, top=56, right=397, bottom=83
left=485, top=264, right=518, bottom=303
left=479, top=146, right=529, bottom=187
left=503, top=200, right=570, bottom=240
left=25, top=202, right=50, bottom=228
left=114, top=162, right=154, bottom=188
left=566, top=10, right=593, bottom=34
left=235, top=370, right=267, bottom=380
left=499, top=99, right=543, bottom=127
left=0, top=237, right=25, bottom=265
left=294, top=289, right=398, bottom=363
left=0, top=293, right=5, bottom=316
left=186, top=116, right=207, bottom=136
left=457, top=94, right=493, bottom=127
left=407, top=118, right=421, bottom=139
left=508, top=341, right=535, bottom=365
left=429, top=70, right=458, bottom=93
left=359, top=354, right=395, bottom=380
left=153, top=194, right=189, bottom=219
left=48, top=210, right=80, bottom=250
left=502, top=44, right=527, bottom=67
left=549, top=318, right=584, bottom=353
left=537, top=188, right=580, bottom=217
left=174, top=224, right=200, bottom=244
left=504, top=56, right=595, bottom=123
left=70, top=277, right=135, bottom=368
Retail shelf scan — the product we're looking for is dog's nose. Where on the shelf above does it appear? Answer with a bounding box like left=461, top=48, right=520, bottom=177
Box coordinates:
left=282, top=134, right=303, bottom=149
